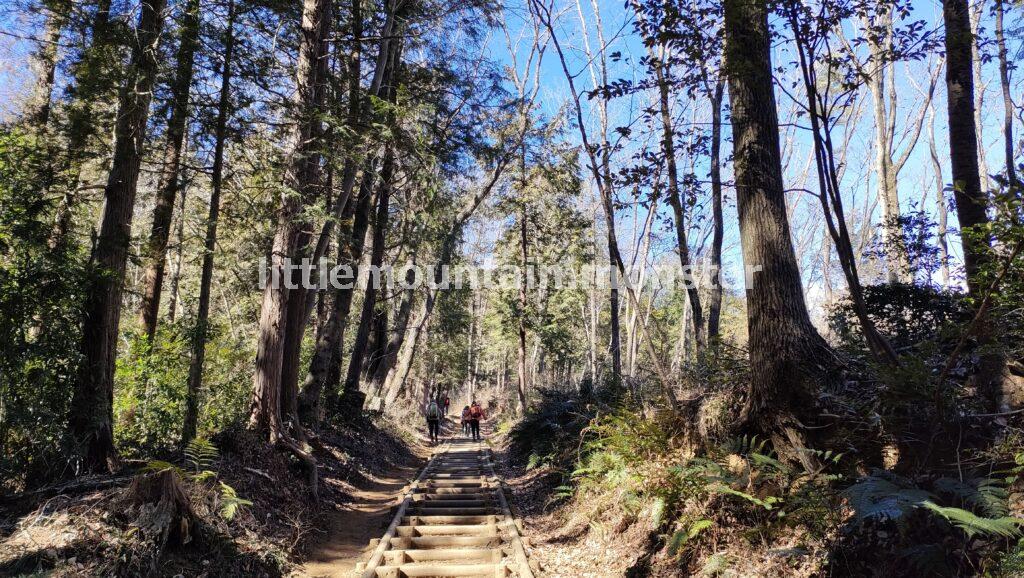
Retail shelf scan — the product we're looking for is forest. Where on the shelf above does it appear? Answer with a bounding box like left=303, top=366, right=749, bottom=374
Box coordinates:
left=1, top=0, right=1023, bottom=574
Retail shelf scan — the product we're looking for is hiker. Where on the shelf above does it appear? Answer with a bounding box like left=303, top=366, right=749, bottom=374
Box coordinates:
left=461, top=405, right=471, bottom=436
left=468, top=401, right=486, bottom=441
left=444, top=395, right=451, bottom=417
left=425, top=398, right=442, bottom=444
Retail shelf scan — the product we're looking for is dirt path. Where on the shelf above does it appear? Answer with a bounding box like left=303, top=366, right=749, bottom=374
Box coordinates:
left=301, top=464, right=418, bottom=577
left=301, top=416, right=525, bottom=577
left=301, top=421, right=450, bottom=577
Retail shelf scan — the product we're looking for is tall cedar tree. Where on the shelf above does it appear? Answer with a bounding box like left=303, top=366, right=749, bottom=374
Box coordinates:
left=138, top=0, right=202, bottom=341
left=69, top=0, right=167, bottom=473
left=182, top=0, right=235, bottom=445
left=249, top=0, right=332, bottom=438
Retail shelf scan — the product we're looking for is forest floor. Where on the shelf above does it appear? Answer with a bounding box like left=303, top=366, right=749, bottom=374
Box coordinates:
left=299, top=421, right=436, bottom=577
left=497, top=438, right=669, bottom=578
left=0, top=417, right=423, bottom=577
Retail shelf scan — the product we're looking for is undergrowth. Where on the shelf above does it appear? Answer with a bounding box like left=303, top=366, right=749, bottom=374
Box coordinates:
left=511, top=382, right=1024, bottom=576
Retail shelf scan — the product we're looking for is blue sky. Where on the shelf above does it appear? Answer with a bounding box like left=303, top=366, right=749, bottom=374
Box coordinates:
left=1, top=0, right=1021, bottom=320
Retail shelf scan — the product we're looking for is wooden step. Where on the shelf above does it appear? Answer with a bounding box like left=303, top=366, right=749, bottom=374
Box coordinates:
left=383, top=548, right=503, bottom=565
left=401, top=515, right=502, bottom=526
left=395, top=524, right=499, bottom=537
left=416, top=493, right=494, bottom=501
left=407, top=506, right=494, bottom=516
left=373, top=562, right=505, bottom=577
left=414, top=487, right=489, bottom=495
left=422, top=480, right=484, bottom=487
left=388, top=535, right=502, bottom=549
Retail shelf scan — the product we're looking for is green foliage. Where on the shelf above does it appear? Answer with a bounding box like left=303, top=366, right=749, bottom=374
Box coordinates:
left=920, top=501, right=1023, bottom=539
left=218, top=482, right=253, bottom=520
left=0, top=128, right=88, bottom=492
left=845, top=471, right=1024, bottom=540
left=667, top=518, right=713, bottom=556
left=114, top=329, right=190, bottom=455
left=827, top=282, right=967, bottom=352
left=995, top=540, right=1024, bottom=577
left=144, top=438, right=249, bottom=521
left=113, top=321, right=254, bottom=457
left=185, top=438, right=219, bottom=473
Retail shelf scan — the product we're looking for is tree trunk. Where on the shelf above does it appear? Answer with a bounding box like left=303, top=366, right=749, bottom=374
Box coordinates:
left=68, top=0, right=167, bottom=474
left=517, top=202, right=529, bottom=414
left=994, top=0, right=1017, bottom=188
left=363, top=301, right=388, bottom=381
left=250, top=0, right=332, bottom=438
left=182, top=0, right=234, bottom=446
left=166, top=189, right=187, bottom=323
left=927, top=98, right=951, bottom=287
left=707, top=78, right=726, bottom=340
left=723, top=0, right=831, bottom=436
left=367, top=266, right=416, bottom=403
left=299, top=168, right=376, bottom=421
left=341, top=149, right=395, bottom=413
left=653, top=48, right=705, bottom=349
left=26, top=0, right=67, bottom=128
left=138, top=0, right=201, bottom=341
left=943, top=0, right=991, bottom=296
left=785, top=3, right=900, bottom=366
left=969, top=3, right=991, bottom=196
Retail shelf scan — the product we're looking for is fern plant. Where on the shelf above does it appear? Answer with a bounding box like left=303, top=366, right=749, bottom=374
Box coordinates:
left=185, top=438, right=219, bottom=473
left=845, top=471, right=1024, bottom=540
left=218, top=482, right=253, bottom=521
left=921, top=502, right=1023, bottom=539
left=141, top=438, right=250, bottom=521
left=844, top=471, right=934, bottom=522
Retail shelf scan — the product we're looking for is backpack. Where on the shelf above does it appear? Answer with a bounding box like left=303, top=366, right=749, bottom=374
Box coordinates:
left=427, top=402, right=440, bottom=419
left=470, top=405, right=483, bottom=419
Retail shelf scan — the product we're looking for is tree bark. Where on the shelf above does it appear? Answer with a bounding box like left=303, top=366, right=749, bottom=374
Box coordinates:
left=723, top=0, right=831, bottom=435
left=653, top=49, right=705, bottom=349
left=182, top=0, right=234, bottom=446
left=166, top=188, right=187, bottom=323
left=707, top=77, right=725, bottom=340
left=300, top=168, right=376, bottom=421
left=943, top=0, right=991, bottom=296
left=367, top=262, right=416, bottom=403
left=969, top=3, right=992, bottom=196
left=138, top=0, right=202, bottom=341
left=994, top=0, right=1017, bottom=188
left=68, top=0, right=167, bottom=474
left=26, top=0, right=67, bottom=128
left=341, top=149, right=395, bottom=413
left=927, top=97, right=951, bottom=287
left=517, top=202, right=529, bottom=414
left=249, top=0, right=332, bottom=438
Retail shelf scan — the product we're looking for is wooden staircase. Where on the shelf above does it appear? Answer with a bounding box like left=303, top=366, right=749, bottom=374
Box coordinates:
left=357, top=432, right=533, bottom=578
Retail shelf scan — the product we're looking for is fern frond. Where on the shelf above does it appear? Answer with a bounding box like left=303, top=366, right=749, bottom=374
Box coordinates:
left=844, top=472, right=933, bottom=522
left=667, top=519, right=713, bottom=556
left=933, top=477, right=1009, bottom=518
left=218, top=482, right=253, bottom=521
left=185, top=438, right=219, bottom=473
left=711, top=483, right=782, bottom=510
left=921, top=501, right=1024, bottom=539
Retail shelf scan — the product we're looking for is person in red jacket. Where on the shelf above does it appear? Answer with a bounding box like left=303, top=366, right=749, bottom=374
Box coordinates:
left=460, top=405, right=472, bottom=436
left=468, top=401, right=486, bottom=441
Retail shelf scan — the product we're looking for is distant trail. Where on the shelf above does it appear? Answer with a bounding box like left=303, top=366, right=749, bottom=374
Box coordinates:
left=355, top=424, right=534, bottom=577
